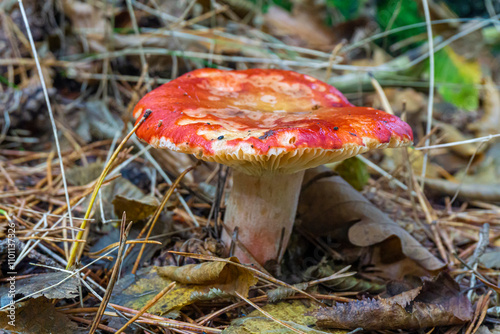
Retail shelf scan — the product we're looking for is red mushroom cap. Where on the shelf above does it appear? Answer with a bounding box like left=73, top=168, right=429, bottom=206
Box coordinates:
left=133, top=68, right=413, bottom=175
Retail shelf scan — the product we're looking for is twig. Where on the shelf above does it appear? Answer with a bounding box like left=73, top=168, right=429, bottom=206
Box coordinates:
left=415, top=134, right=500, bottom=150
left=88, top=214, right=131, bottom=334
left=357, top=155, right=416, bottom=196
left=420, top=0, right=436, bottom=189
left=368, top=72, right=394, bottom=115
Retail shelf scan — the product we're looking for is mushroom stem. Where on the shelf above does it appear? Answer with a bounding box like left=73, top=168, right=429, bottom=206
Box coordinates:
left=222, top=169, right=305, bottom=265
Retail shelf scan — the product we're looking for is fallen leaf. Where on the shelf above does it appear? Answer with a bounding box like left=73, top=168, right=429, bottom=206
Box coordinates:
left=369, top=88, right=427, bottom=115
left=223, top=300, right=343, bottom=334
left=74, top=100, right=124, bottom=143
left=435, top=120, right=486, bottom=158
left=112, top=258, right=257, bottom=316
left=303, top=260, right=385, bottom=293
left=156, top=257, right=257, bottom=296
left=468, top=77, right=500, bottom=137
left=263, top=5, right=336, bottom=50
left=480, top=251, right=500, bottom=269
left=0, top=298, right=79, bottom=333
left=298, top=167, right=445, bottom=271
left=433, top=46, right=481, bottom=111
left=333, top=157, right=369, bottom=191
left=61, top=0, right=109, bottom=53
left=112, top=194, right=159, bottom=222
left=312, top=273, right=473, bottom=330
left=0, top=272, right=79, bottom=307
left=382, top=147, right=443, bottom=179
left=90, top=212, right=171, bottom=272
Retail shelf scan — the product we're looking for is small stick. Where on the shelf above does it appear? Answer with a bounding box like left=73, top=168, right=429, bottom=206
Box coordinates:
left=325, top=41, right=345, bottom=82
left=68, top=315, right=117, bottom=333
left=369, top=72, right=394, bottom=115
left=114, top=282, right=176, bottom=334
left=88, top=214, right=131, bottom=334
left=420, top=0, right=436, bottom=188
left=88, top=240, right=162, bottom=257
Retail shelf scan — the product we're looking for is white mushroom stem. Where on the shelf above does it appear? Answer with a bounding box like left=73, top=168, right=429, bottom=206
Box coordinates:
left=222, top=169, right=305, bottom=265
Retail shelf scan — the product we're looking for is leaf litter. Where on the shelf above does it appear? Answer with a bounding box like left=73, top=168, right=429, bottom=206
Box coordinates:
left=1, top=0, right=500, bottom=332
left=312, top=273, right=473, bottom=330
left=112, top=257, right=257, bottom=316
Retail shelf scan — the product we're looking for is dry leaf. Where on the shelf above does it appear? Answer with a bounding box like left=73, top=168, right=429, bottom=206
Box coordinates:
left=480, top=251, right=500, bottom=269
left=312, top=273, right=473, bottom=330
left=303, top=261, right=385, bottom=293
left=0, top=298, right=79, bottom=333
left=382, top=147, right=443, bottom=179
left=0, top=272, right=79, bottom=305
left=112, top=258, right=257, bottom=315
left=468, top=77, right=500, bottom=137
left=298, top=167, right=445, bottom=271
left=112, top=194, right=159, bottom=222
left=369, top=88, right=427, bottom=115
left=263, top=5, right=336, bottom=50
left=156, top=257, right=257, bottom=296
left=61, top=0, right=109, bottom=53
left=435, top=120, right=486, bottom=158
left=223, top=300, right=342, bottom=334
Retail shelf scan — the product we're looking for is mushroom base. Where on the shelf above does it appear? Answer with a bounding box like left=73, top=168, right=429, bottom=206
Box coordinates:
left=222, top=169, right=305, bottom=265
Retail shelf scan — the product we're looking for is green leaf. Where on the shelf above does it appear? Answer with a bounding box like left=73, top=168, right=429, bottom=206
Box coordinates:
left=433, top=46, right=481, bottom=111
left=334, top=157, right=369, bottom=191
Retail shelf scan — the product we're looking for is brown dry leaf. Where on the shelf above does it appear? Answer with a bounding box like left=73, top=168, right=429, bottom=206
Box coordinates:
left=112, top=194, right=159, bottom=222
left=369, top=88, right=427, bottom=115
left=112, top=258, right=257, bottom=315
left=263, top=5, right=336, bottom=50
left=0, top=298, right=79, bottom=333
left=382, top=147, right=444, bottom=179
left=156, top=257, right=257, bottom=296
left=0, top=271, right=79, bottom=302
left=298, top=167, right=445, bottom=271
left=312, top=273, right=473, bottom=330
left=435, top=120, right=485, bottom=158
left=61, top=0, right=109, bottom=53
left=468, top=77, right=500, bottom=138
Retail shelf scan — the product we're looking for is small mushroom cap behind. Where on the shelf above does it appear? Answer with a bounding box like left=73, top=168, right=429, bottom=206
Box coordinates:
left=134, top=68, right=413, bottom=175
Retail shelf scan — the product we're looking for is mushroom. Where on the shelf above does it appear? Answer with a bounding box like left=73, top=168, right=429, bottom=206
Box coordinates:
left=133, top=68, right=413, bottom=266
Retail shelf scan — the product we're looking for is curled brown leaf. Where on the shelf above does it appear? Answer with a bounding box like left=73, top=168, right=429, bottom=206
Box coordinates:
left=312, top=273, right=473, bottom=330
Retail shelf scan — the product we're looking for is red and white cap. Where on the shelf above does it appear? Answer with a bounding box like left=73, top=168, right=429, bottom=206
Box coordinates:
left=133, top=68, right=413, bottom=175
